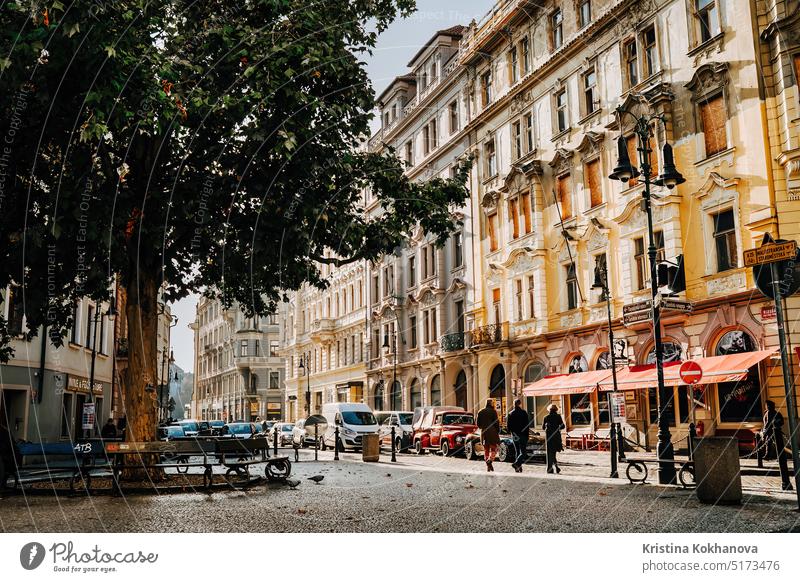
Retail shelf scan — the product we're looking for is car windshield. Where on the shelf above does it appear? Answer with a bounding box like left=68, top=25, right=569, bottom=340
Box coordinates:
left=442, top=414, right=474, bottom=425
left=341, top=411, right=377, bottom=426
left=168, top=427, right=183, bottom=436
left=398, top=414, right=413, bottom=425
left=181, top=421, right=199, bottom=432
left=228, top=424, right=251, bottom=434
left=281, top=425, right=293, bottom=432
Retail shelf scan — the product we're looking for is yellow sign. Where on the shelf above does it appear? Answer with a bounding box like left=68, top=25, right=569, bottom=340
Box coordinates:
left=743, top=241, right=797, bottom=266
left=67, top=375, right=104, bottom=396
left=267, top=403, right=281, bottom=410
left=249, top=402, right=259, bottom=414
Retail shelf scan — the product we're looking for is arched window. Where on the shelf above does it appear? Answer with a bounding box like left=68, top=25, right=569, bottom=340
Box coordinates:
left=645, top=341, right=683, bottom=364
left=714, top=330, right=762, bottom=423
left=390, top=380, right=402, bottom=410
left=454, top=370, right=467, bottom=410
left=410, top=379, right=422, bottom=409
left=489, top=365, right=506, bottom=397
left=523, top=361, right=546, bottom=383
left=430, top=375, right=441, bottom=406
left=523, top=361, right=549, bottom=426
left=595, top=350, right=611, bottom=370
left=374, top=382, right=384, bottom=411
left=565, top=353, right=588, bottom=373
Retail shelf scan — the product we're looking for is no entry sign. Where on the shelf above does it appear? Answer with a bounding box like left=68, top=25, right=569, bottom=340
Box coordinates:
left=679, top=360, right=703, bottom=385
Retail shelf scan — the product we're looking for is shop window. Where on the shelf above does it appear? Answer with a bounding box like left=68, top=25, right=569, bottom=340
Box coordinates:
left=648, top=387, right=676, bottom=426
left=717, top=369, right=762, bottom=423
left=595, top=351, right=611, bottom=370
left=598, top=394, right=610, bottom=425
left=60, top=392, right=74, bottom=439
left=410, top=379, right=422, bottom=409
left=569, top=393, right=592, bottom=425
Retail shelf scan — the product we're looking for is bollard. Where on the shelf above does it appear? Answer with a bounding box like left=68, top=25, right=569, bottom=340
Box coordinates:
left=391, top=425, right=397, bottom=463
left=314, top=424, right=319, bottom=461
left=334, top=426, right=340, bottom=461
left=609, top=423, right=618, bottom=478
left=755, top=432, right=764, bottom=468
left=688, top=423, right=696, bottom=461
left=273, top=428, right=278, bottom=456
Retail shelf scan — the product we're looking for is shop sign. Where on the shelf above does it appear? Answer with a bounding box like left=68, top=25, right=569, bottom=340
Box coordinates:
left=67, top=374, right=104, bottom=396
left=761, top=305, right=776, bottom=320
left=608, top=392, right=626, bottom=423
left=82, top=403, right=95, bottom=430
left=249, top=402, right=259, bottom=414
left=267, top=403, right=281, bottom=410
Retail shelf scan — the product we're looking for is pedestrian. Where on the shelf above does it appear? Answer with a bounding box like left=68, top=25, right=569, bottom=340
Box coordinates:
left=506, top=399, right=530, bottom=473
left=101, top=418, right=118, bottom=439
left=0, top=417, right=21, bottom=483
left=762, top=400, right=784, bottom=460
left=542, top=404, right=565, bottom=474
left=476, top=399, right=501, bottom=472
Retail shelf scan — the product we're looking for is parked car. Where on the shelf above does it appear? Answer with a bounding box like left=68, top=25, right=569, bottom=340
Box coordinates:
left=271, top=422, right=295, bottom=446
left=175, top=419, right=209, bottom=437
left=412, top=407, right=478, bottom=456
left=376, top=411, right=414, bottom=452
left=158, top=425, right=185, bottom=440
left=260, top=420, right=277, bottom=435
left=464, top=428, right=547, bottom=462
left=219, top=422, right=260, bottom=439
left=208, top=420, right=226, bottom=435
left=292, top=415, right=328, bottom=448
left=320, top=403, right=379, bottom=451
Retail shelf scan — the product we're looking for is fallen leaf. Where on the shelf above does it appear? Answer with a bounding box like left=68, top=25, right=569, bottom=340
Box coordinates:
left=405, top=483, right=413, bottom=487
left=297, top=509, right=307, bottom=515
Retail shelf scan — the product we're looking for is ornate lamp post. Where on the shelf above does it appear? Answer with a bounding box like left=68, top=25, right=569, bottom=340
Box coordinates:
left=591, top=260, right=626, bottom=478
left=86, top=303, right=117, bottom=438
left=298, top=353, right=311, bottom=416
left=382, top=325, right=398, bottom=411
left=608, top=102, right=685, bottom=484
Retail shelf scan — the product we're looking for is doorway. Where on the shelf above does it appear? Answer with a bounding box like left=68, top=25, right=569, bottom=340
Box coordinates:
left=1, top=387, right=29, bottom=441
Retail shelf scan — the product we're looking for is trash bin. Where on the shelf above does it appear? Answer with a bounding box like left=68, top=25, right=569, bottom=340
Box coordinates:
left=362, top=434, right=380, bottom=462
left=693, top=437, right=742, bottom=505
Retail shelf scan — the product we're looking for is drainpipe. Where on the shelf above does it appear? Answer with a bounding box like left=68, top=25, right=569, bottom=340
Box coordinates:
left=36, top=324, right=47, bottom=403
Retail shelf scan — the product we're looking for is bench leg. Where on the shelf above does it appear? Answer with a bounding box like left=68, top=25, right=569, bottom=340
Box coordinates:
left=266, top=458, right=292, bottom=482
left=625, top=461, right=648, bottom=484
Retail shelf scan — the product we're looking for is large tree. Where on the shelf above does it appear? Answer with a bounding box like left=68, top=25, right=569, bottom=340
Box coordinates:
left=0, top=1, right=469, bottom=453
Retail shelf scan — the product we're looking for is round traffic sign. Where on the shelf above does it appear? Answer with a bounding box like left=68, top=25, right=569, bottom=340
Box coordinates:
left=679, top=360, right=703, bottom=385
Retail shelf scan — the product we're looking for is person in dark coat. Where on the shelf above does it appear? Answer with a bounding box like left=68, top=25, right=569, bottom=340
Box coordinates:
left=476, top=399, right=501, bottom=472
left=542, top=404, right=565, bottom=474
left=101, top=418, right=117, bottom=439
left=0, top=418, right=20, bottom=485
left=506, top=399, right=530, bottom=473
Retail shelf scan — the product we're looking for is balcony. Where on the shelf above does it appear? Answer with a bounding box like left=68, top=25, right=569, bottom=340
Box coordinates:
left=469, top=323, right=507, bottom=347
left=310, top=318, right=336, bottom=342
left=440, top=332, right=466, bottom=352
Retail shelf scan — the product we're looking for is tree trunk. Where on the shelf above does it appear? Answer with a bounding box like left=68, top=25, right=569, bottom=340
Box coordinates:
left=121, top=270, right=163, bottom=481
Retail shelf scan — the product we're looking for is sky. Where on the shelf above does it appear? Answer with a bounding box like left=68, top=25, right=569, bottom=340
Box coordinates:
left=169, top=0, right=495, bottom=373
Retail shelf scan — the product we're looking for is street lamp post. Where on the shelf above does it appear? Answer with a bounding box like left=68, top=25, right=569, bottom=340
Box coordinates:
left=382, top=324, right=398, bottom=411
left=609, top=101, right=685, bottom=484
left=85, top=303, right=117, bottom=439
left=592, top=261, right=625, bottom=478
left=298, top=353, right=311, bottom=416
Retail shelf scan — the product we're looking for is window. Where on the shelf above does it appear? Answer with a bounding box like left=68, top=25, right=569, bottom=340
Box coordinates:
left=240, top=340, right=249, bottom=357
left=557, top=173, right=573, bottom=220
left=391, top=104, right=397, bottom=121
left=453, top=231, right=463, bottom=268
left=383, top=265, right=394, bottom=296
left=794, top=54, right=800, bottom=88
left=85, top=304, right=95, bottom=348
left=270, top=340, right=279, bottom=357
left=624, top=39, right=638, bottom=88
left=384, top=112, right=389, bottom=127
left=642, top=25, right=657, bottom=78
left=409, top=315, right=418, bottom=349
left=594, top=254, right=608, bottom=301
left=455, top=300, right=465, bottom=334
left=429, top=119, right=438, bottom=150
left=713, top=209, right=737, bottom=272
left=647, top=129, right=659, bottom=177
left=566, top=263, right=578, bottom=310
left=371, top=274, right=379, bottom=304
left=408, top=255, right=416, bottom=288
left=696, top=0, right=720, bottom=44
left=585, top=159, right=603, bottom=207
left=523, top=112, right=535, bottom=153
left=579, top=0, right=591, bottom=28
left=492, top=288, right=502, bottom=324
left=449, top=100, right=459, bottom=134
left=569, top=393, right=592, bottom=425
left=509, top=197, right=520, bottom=239
left=404, top=141, right=414, bottom=167
left=269, top=372, right=280, bottom=389
left=551, top=9, right=563, bottom=50
left=521, top=191, right=532, bottom=234
left=422, top=125, right=430, bottom=156
left=60, top=392, right=74, bottom=439
left=421, top=244, right=437, bottom=279
left=527, top=275, right=535, bottom=318
left=6, top=285, right=24, bottom=336
left=583, top=69, right=597, bottom=116
left=481, top=70, right=492, bottom=107
left=699, top=94, right=727, bottom=157
left=509, top=46, right=519, bottom=84
left=514, top=279, right=524, bottom=321
left=423, top=308, right=437, bottom=344
left=487, top=212, right=499, bottom=252
left=98, top=313, right=106, bottom=354
left=512, top=120, right=522, bottom=160
left=555, top=89, right=568, bottom=133
left=521, top=37, right=530, bottom=74
left=484, top=138, right=497, bottom=177
left=634, top=232, right=664, bottom=289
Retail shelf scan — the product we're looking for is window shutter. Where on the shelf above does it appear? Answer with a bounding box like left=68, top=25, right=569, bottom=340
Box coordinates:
left=700, top=95, right=727, bottom=156
left=521, top=191, right=532, bottom=233
left=586, top=160, right=602, bottom=208
left=626, top=135, right=638, bottom=187
left=557, top=174, right=573, bottom=219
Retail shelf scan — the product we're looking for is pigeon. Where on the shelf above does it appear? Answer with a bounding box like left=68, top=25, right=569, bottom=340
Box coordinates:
left=307, top=475, right=325, bottom=483
left=285, top=479, right=301, bottom=488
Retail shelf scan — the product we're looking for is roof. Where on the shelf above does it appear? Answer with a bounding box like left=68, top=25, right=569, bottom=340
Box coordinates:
left=375, top=73, right=417, bottom=105
left=407, top=25, right=466, bottom=68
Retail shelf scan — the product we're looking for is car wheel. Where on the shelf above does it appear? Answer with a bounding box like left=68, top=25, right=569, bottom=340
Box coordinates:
left=414, top=439, right=424, bottom=455
left=320, top=438, right=327, bottom=451
left=498, top=442, right=512, bottom=463
left=441, top=440, right=451, bottom=457
left=395, top=437, right=403, bottom=453
left=464, top=441, right=475, bottom=461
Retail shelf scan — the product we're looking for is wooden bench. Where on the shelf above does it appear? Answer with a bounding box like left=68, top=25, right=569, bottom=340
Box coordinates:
left=1, top=440, right=112, bottom=492
left=214, top=437, right=291, bottom=484
left=624, top=455, right=696, bottom=488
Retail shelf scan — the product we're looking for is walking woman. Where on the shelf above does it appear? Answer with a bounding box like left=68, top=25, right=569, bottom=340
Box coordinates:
left=542, top=404, right=565, bottom=474
left=476, top=399, right=501, bottom=472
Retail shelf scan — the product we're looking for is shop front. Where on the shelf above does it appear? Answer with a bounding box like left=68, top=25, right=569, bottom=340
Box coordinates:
left=61, top=374, right=107, bottom=440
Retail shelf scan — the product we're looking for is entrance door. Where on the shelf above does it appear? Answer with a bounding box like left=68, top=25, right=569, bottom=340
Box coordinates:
left=455, top=370, right=467, bottom=410
left=0, top=388, right=28, bottom=440
left=489, top=365, right=506, bottom=421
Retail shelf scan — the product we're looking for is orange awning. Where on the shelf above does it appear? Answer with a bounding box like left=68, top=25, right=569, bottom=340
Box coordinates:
left=524, top=370, right=612, bottom=396
left=599, top=350, right=776, bottom=391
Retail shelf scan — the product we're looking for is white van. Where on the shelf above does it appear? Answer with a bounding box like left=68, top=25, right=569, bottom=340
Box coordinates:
left=320, top=403, right=379, bottom=451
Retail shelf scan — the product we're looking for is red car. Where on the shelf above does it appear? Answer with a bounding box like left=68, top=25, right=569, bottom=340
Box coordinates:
left=412, top=406, right=478, bottom=456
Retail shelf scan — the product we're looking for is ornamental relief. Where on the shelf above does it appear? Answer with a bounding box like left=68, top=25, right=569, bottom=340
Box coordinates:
left=486, top=265, right=504, bottom=287
left=558, top=242, right=577, bottom=264
left=586, top=229, right=608, bottom=252
left=686, top=62, right=730, bottom=101
left=706, top=271, right=747, bottom=296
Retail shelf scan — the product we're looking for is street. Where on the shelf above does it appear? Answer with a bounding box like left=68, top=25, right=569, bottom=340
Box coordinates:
left=2, top=449, right=798, bottom=533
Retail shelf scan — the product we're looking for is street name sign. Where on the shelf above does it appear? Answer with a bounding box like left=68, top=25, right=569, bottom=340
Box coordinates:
left=659, top=298, right=693, bottom=313
left=623, top=300, right=652, bottom=315
left=623, top=310, right=651, bottom=325
left=743, top=240, right=797, bottom=267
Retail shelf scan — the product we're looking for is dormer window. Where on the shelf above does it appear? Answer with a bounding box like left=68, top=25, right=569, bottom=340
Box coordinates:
left=481, top=70, right=493, bottom=107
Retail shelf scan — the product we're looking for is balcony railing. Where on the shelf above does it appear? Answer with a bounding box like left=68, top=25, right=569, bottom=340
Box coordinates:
left=440, top=332, right=465, bottom=352
left=469, top=323, right=506, bottom=347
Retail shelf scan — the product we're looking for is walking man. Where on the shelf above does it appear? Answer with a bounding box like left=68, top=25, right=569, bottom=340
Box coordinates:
left=763, top=400, right=792, bottom=490
left=506, top=399, right=530, bottom=473
left=476, top=399, right=501, bottom=472
left=542, top=404, right=565, bottom=474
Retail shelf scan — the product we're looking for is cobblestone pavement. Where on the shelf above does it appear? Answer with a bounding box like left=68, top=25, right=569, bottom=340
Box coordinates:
left=1, top=448, right=798, bottom=533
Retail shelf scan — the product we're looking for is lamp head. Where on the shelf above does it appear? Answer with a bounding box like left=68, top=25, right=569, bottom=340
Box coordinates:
left=609, top=135, right=639, bottom=182
left=653, top=143, right=685, bottom=189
